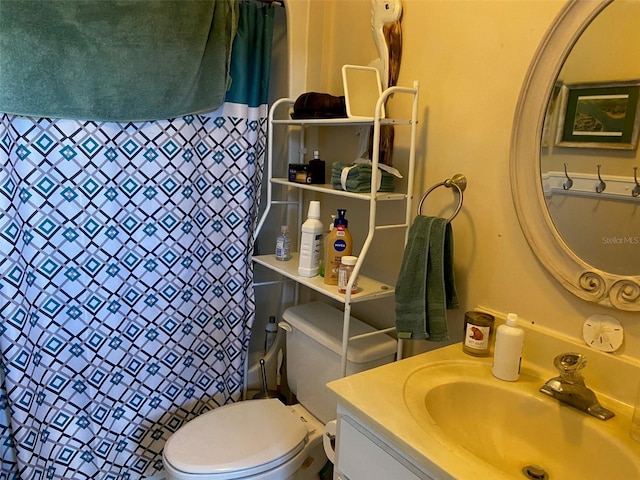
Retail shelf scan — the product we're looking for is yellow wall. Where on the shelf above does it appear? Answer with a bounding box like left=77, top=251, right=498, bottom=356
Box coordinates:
left=282, top=0, right=640, bottom=360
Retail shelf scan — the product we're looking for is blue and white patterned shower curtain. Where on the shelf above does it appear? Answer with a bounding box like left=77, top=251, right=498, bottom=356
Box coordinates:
left=0, top=3, right=273, bottom=479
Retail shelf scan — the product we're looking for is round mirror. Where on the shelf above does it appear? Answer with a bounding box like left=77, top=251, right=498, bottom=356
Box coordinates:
left=511, top=0, right=640, bottom=311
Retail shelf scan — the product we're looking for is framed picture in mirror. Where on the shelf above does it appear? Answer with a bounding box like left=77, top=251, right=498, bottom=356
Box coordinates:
left=555, top=80, right=640, bottom=149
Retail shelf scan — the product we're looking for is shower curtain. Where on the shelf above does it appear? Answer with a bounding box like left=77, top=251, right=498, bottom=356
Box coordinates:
left=0, top=2, right=274, bottom=478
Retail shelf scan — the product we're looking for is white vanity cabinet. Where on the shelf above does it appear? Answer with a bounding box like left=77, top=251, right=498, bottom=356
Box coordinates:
left=253, top=82, right=419, bottom=376
left=333, top=404, right=438, bottom=480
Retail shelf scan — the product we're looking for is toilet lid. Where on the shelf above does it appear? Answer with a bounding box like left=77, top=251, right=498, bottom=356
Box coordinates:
left=163, top=399, right=308, bottom=478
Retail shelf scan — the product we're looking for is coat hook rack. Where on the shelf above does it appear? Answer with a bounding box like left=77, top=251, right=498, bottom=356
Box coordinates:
left=633, top=167, right=640, bottom=198
left=595, top=164, right=606, bottom=193
left=562, top=162, right=573, bottom=190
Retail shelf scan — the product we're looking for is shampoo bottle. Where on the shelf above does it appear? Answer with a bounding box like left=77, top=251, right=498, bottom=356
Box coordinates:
left=492, top=312, right=524, bottom=381
left=324, top=209, right=352, bottom=285
left=298, top=201, right=323, bottom=277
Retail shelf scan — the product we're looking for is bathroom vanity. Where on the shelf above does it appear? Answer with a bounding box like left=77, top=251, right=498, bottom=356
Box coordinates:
left=328, top=308, right=640, bottom=480
left=332, top=412, right=441, bottom=480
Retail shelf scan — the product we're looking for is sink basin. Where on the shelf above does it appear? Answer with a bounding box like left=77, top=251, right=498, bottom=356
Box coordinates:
left=404, top=361, right=640, bottom=479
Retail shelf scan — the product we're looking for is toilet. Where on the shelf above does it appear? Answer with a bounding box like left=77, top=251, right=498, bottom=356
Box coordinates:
left=163, top=301, right=397, bottom=480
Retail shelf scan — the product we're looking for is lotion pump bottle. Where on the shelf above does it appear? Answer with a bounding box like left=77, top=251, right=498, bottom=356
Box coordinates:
left=492, top=313, right=524, bottom=381
left=298, top=201, right=323, bottom=277
left=323, top=209, right=353, bottom=285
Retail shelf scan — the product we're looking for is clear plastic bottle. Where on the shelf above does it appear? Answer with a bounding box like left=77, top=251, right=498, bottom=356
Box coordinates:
left=298, top=201, right=323, bottom=277
left=492, top=313, right=524, bottom=381
left=275, top=225, right=291, bottom=261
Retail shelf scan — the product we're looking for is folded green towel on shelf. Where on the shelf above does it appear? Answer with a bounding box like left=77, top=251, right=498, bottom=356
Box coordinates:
left=331, top=161, right=399, bottom=193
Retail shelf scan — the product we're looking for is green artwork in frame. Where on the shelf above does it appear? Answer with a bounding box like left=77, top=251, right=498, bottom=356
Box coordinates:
left=555, top=81, right=640, bottom=149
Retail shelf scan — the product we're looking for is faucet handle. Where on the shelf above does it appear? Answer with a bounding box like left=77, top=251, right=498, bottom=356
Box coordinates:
left=554, top=352, right=587, bottom=381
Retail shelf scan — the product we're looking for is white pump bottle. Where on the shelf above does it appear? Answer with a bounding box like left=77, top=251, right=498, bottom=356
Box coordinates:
left=492, top=313, right=524, bottom=381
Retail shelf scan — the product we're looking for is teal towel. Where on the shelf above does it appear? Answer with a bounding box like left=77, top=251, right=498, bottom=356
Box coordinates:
left=0, top=0, right=238, bottom=121
left=395, top=216, right=458, bottom=341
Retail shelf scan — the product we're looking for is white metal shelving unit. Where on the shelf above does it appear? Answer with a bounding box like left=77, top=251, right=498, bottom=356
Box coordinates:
left=253, top=81, right=419, bottom=376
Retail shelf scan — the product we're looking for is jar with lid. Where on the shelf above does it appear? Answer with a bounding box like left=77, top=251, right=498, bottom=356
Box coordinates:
left=462, top=311, right=495, bottom=356
left=338, top=255, right=358, bottom=294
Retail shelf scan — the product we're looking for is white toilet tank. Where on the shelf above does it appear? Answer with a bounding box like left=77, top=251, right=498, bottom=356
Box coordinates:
left=282, top=301, right=396, bottom=424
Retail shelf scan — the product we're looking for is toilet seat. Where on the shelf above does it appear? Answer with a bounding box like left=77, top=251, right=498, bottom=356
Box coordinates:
left=163, top=399, right=308, bottom=479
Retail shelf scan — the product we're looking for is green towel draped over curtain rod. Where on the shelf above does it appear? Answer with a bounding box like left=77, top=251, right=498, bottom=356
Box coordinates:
left=0, top=0, right=239, bottom=121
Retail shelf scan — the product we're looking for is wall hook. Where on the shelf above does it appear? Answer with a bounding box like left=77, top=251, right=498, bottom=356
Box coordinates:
left=562, top=163, right=573, bottom=190
left=633, top=167, right=640, bottom=198
left=595, top=164, right=606, bottom=193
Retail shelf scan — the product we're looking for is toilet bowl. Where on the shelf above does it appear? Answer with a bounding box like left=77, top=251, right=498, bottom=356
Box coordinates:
left=163, top=301, right=396, bottom=480
left=163, top=400, right=324, bottom=480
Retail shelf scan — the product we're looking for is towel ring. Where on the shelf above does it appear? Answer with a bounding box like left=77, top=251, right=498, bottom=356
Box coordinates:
left=417, top=174, right=467, bottom=222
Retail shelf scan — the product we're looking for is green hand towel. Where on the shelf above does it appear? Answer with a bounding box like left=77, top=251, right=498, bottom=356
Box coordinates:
left=395, top=216, right=458, bottom=341
left=444, top=221, right=459, bottom=311
left=425, top=218, right=457, bottom=341
left=395, top=216, right=434, bottom=340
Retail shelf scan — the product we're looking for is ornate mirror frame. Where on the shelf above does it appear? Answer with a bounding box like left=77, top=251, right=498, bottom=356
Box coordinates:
left=510, top=0, right=640, bottom=311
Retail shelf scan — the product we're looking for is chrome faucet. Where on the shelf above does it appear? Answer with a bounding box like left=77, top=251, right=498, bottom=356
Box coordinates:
left=539, top=352, right=614, bottom=421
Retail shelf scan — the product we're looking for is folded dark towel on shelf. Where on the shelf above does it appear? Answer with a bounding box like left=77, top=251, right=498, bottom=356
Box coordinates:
left=291, top=92, right=347, bottom=119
